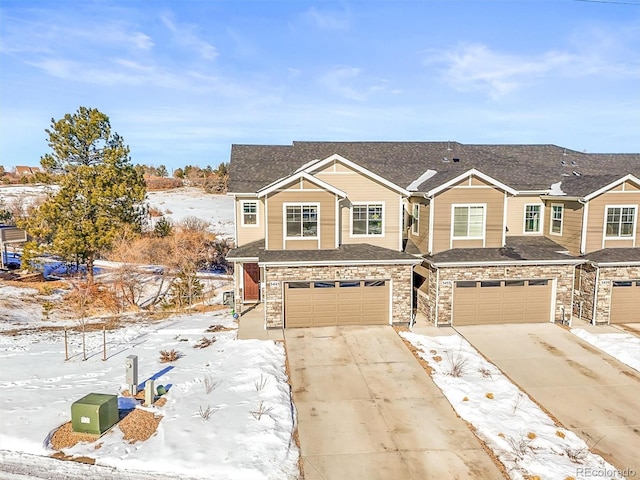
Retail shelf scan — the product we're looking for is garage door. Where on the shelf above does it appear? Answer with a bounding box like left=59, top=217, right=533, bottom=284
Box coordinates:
left=610, top=280, right=640, bottom=324
left=453, top=279, right=552, bottom=325
left=284, top=280, right=389, bottom=327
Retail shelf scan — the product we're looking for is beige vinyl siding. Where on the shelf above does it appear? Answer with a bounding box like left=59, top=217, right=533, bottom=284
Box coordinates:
left=431, top=180, right=505, bottom=254
left=584, top=187, right=640, bottom=253
left=235, top=197, right=265, bottom=247
left=544, top=200, right=583, bottom=255
left=266, top=189, right=337, bottom=250
left=506, top=196, right=544, bottom=236
left=407, top=199, right=430, bottom=254
left=315, top=162, right=402, bottom=251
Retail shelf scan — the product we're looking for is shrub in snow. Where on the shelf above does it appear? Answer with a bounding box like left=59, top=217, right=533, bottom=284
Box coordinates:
left=159, top=349, right=182, bottom=363
left=445, top=350, right=468, bottom=377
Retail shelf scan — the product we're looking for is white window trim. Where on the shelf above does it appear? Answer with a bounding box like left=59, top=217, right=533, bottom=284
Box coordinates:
left=411, top=203, right=420, bottom=236
left=550, top=203, right=563, bottom=236
left=350, top=202, right=385, bottom=237
left=451, top=203, right=486, bottom=240
left=283, top=202, right=320, bottom=240
left=240, top=200, right=259, bottom=227
left=603, top=204, right=637, bottom=242
left=523, top=203, right=543, bottom=234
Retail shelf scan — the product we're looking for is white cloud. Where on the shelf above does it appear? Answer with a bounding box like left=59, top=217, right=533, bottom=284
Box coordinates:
left=320, top=66, right=386, bottom=101
left=160, top=13, right=218, bottom=60
left=302, top=7, right=350, bottom=31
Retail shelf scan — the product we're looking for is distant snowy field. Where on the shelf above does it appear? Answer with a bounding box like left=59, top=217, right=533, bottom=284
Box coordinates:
left=0, top=185, right=235, bottom=239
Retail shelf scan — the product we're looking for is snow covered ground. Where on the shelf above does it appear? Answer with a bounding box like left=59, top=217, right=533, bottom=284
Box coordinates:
left=0, top=297, right=299, bottom=479
left=401, top=331, right=625, bottom=480
left=571, top=328, right=640, bottom=373
left=0, top=185, right=234, bottom=239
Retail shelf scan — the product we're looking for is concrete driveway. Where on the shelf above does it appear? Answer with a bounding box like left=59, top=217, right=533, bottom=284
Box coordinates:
left=455, top=323, right=640, bottom=473
left=284, top=325, right=503, bottom=480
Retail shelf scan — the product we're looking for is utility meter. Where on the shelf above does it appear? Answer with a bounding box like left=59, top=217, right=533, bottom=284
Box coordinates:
left=125, top=355, right=138, bottom=395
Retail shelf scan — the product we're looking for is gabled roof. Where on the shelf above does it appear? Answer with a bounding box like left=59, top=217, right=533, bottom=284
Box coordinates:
left=425, top=168, right=518, bottom=197
left=256, top=171, right=347, bottom=198
left=303, top=153, right=409, bottom=196
left=228, top=141, right=640, bottom=195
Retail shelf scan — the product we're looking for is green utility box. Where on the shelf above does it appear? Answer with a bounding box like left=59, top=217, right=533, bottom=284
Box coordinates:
left=71, top=393, right=119, bottom=435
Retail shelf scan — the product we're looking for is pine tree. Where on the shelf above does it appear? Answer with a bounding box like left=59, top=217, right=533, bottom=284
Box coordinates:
left=21, top=107, right=146, bottom=284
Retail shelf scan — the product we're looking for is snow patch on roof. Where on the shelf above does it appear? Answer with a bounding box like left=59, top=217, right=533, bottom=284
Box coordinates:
left=549, top=181, right=565, bottom=195
left=407, top=169, right=437, bottom=191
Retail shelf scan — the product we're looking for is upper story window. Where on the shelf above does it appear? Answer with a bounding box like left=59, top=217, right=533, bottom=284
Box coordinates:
left=550, top=204, right=563, bottom=235
left=285, top=204, right=318, bottom=238
left=352, top=204, right=383, bottom=236
left=241, top=201, right=258, bottom=226
left=452, top=204, right=485, bottom=239
left=411, top=203, right=420, bottom=235
left=606, top=206, right=636, bottom=238
left=524, top=204, right=542, bottom=233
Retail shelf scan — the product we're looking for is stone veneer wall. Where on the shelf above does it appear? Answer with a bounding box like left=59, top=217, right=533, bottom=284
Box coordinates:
left=573, top=263, right=596, bottom=322
left=431, top=264, right=575, bottom=325
left=263, top=264, right=414, bottom=328
left=594, top=266, right=640, bottom=324
left=416, top=264, right=438, bottom=322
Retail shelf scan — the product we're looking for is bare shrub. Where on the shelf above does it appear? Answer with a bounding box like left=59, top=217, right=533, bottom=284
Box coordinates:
left=179, top=216, right=210, bottom=233
left=148, top=206, right=164, bottom=217
left=478, top=366, right=493, bottom=378
left=194, top=336, right=216, bottom=349
left=564, top=447, right=588, bottom=464
left=203, top=374, right=221, bottom=394
left=250, top=401, right=273, bottom=421
left=254, top=373, right=269, bottom=391
left=159, top=349, right=182, bottom=363
left=512, top=393, right=524, bottom=414
left=445, top=350, right=468, bottom=377
left=507, top=435, right=533, bottom=459
left=198, top=405, right=217, bottom=421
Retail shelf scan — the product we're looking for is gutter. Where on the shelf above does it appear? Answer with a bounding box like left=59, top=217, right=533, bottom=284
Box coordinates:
left=424, top=259, right=586, bottom=268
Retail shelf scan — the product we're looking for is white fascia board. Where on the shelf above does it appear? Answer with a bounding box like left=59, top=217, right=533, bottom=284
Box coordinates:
left=514, top=190, right=552, bottom=195
left=257, top=171, right=347, bottom=198
left=425, top=259, right=585, bottom=267
left=304, top=153, right=410, bottom=196
left=259, top=259, right=422, bottom=267
left=583, top=174, right=640, bottom=201
left=589, top=260, right=640, bottom=267
left=426, top=168, right=518, bottom=197
left=540, top=195, right=582, bottom=202
left=227, top=192, right=258, bottom=197
left=226, top=256, right=259, bottom=263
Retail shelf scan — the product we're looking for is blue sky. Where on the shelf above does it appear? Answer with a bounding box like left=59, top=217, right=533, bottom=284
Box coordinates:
left=1, top=0, right=639, bottom=171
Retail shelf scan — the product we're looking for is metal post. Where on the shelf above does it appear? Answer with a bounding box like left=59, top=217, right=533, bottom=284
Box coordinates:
left=102, top=326, right=107, bottom=361
left=64, top=328, right=69, bottom=361
left=145, top=379, right=155, bottom=406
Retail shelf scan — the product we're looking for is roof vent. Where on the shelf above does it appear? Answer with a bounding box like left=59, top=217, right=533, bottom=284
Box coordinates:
left=442, top=157, right=449, bottom=163
left=571, top=161, right=577, bottom=166
left=453, top=158, right=460, bottom=163
left=561, top=160, right=567, bottom=166
left=572, top=171, right=581, bottom=176
left=563, top=148, right=567, bottom=156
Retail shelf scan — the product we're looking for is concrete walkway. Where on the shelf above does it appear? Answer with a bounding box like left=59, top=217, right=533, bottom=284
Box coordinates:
left=456, top=323, right=640, bottom=473
left=285, top=326, right=503, bottom=480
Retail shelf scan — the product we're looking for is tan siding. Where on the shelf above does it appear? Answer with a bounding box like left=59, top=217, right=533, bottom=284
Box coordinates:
left=316, top=166, right=402, bottom=251
left=506, top=196, right=544, bottom=236
left=235, top=197, right=265, bottom=247
left=585, top=190, right=640, bottom=252
left=624, top=181, right=640, bottom=192
left=266, top=189, right=336, bottom=250
left=432, top=181, right=505, bottom=254
left=407, top=199, right=430, bottom=254
left=544, top=200, right=583, bottom=255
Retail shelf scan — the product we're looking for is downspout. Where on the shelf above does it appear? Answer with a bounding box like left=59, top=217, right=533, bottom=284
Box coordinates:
left=425, top=193, right=434, bottom=255
left=579, top=198, right=588, bottom=255
left=502, top=192, right=508, bottom=247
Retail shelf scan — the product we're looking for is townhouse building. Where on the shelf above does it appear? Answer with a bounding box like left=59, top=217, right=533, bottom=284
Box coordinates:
left=226, top=142, right=640, bottom=328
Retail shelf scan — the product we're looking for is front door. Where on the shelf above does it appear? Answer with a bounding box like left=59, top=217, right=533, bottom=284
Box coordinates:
left=243, top=263, right=260, bottom=302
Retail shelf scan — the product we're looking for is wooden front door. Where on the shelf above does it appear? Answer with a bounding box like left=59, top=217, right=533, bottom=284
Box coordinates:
left=243, top=263, right=260, bottom=302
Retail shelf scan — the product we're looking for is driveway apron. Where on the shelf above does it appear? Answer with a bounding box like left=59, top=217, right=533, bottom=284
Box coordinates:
left=285, top=325, right=503, bottom=480
left=456, top=323, right=640, bottom=473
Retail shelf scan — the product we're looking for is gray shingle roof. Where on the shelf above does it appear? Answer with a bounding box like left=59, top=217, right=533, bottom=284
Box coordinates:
left=425, top=236, right=580, bottom=264
left=585, top=248, right=640, bottom=264
left=228, top=141, right=640, bottom=195
left=259, top=243, right=419, bottom=264
left=225, top=239, right=264, bottom=260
